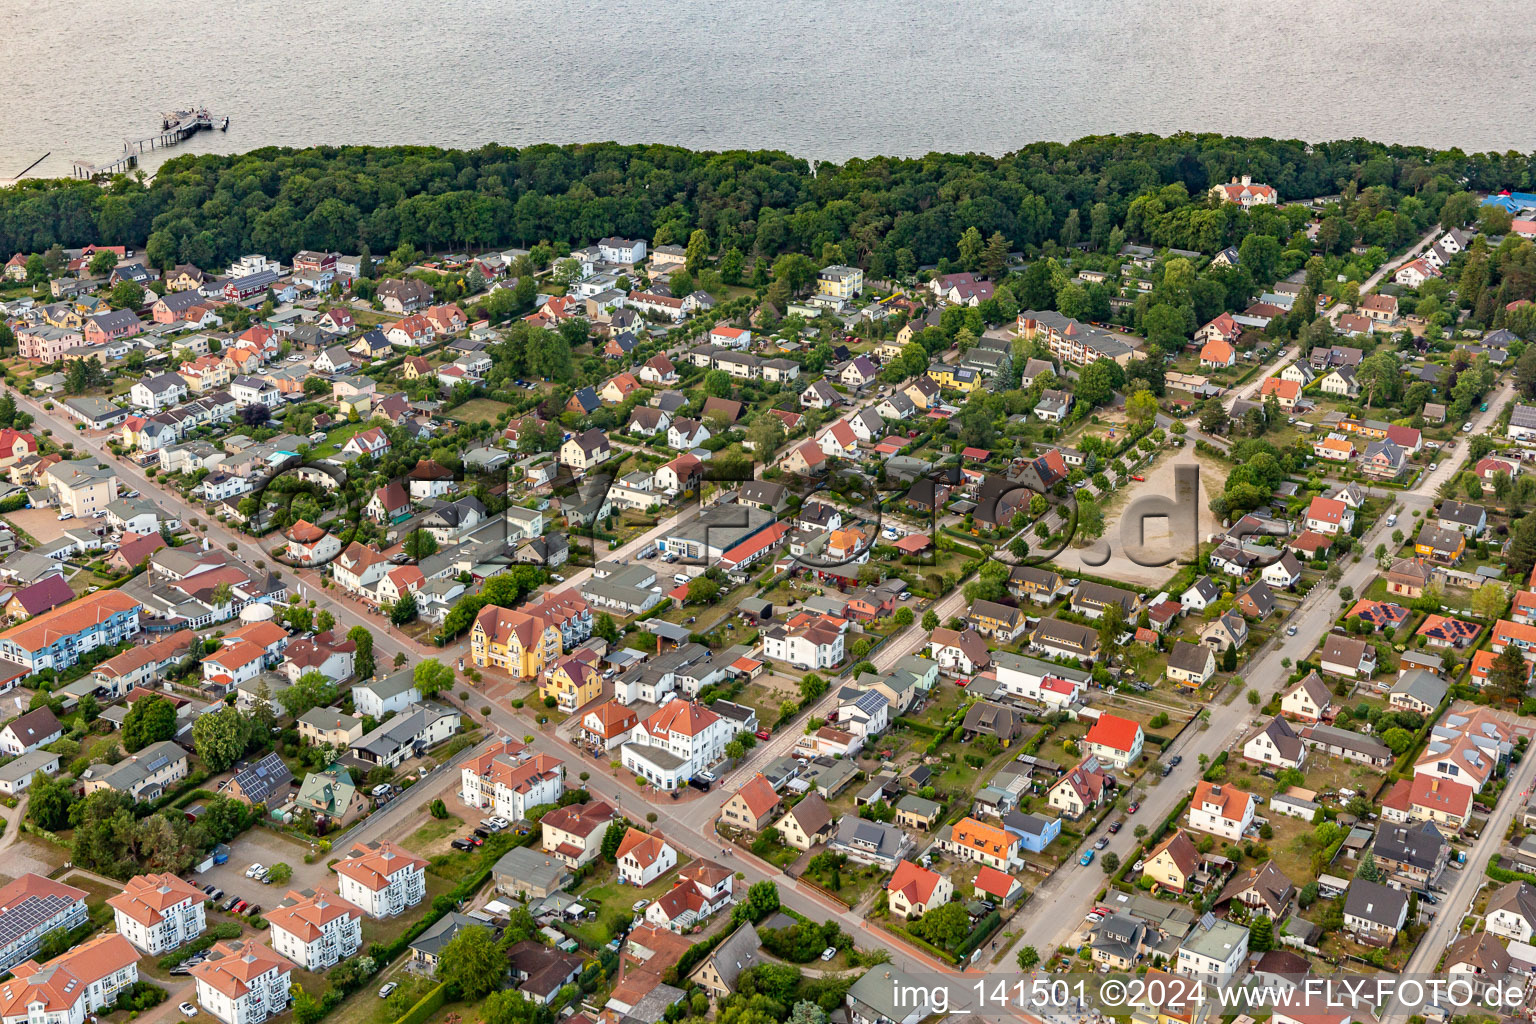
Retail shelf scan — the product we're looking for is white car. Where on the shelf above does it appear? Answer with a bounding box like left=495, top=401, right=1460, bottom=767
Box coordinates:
left=488, top=816, right=510, bottom=830
left=179, top=1004, right=198, bottom=1018
left=820, top=947, right=837, bottom=961
left=244, top=864, right=264, bottom=879
left=631, top=899, right=650, bottom=912
left=1463, top=422, right=1473, bottom=432
left=378, top=983, right=397, bottom=1000
left=56, top=511, right=74, bottom=521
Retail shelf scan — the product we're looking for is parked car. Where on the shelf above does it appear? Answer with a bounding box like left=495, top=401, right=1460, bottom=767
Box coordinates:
left=631, top=899, right=650, bottom=912
left=1094, top=837, right=1110, bottom=850
left=179, top=1004, right=199, bottom=1017
left=756, top=729, right=771, bottom=740
left=244, top=864, right=264, bottom=879
left=1079, top=850, right=1095, bottom=866
left=451, top=838, right=474, bottom=851
left=1107, top=820, right=1123, bottom=834
left=820, top=947, right=837, bottom=961
left=379, top=984, right=397, bottom=1000
left=1169, top=756, right=1182, bottom=767
left=1127, top=801, right=1140, bottom=814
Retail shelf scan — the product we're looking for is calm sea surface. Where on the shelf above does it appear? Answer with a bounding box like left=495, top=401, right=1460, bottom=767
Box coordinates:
left=4, top=0, right=1534, bottom=181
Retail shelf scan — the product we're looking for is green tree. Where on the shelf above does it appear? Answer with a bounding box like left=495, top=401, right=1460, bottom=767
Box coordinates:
left=403, top=528, right=439, bottom=561
left=1125, top=389, right=1158, bottom=426
left=390, top=591, right=419, bottom=625
left=27, top=774, right=75, bottom=831
left=910, top=902, right=971, bottom=948
left=685, top=229, right=710, bottom=274
left=436, top=925, right=504, bottom=1000
left=193, top=706, right=250, bottom=773
left=348, top=626, right=374, bottom=679
left=704, top=369, right=733, bottom=398
left=1489, top=645, right=1531, bottom=705
left=122, top=694, right=177, bottom=752
left=601, top=819, right=630, bottom=862
left=687, top=577, right=721, bottom=604
left=414, top=658, right=454, bottom=699
left=88, top=250, right=119, bottom=276
left=1248, top=914, right=1274, bottom=952
left=922, top=609, right=939, bottom=630
left=1017, top=946, right=1040, bottom=971
left=277, top=672, right=338, bottom=719
left=594, top=612, right=619, bottom=644
left=267, top=862, right=293, bottom=885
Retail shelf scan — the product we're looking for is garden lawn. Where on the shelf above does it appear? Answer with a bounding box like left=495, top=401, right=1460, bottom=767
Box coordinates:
left=569, top=857, right=693, bottom=947
left=314, top=422, right=366, bottom=457
left=445, top=398, right=513, bottom=423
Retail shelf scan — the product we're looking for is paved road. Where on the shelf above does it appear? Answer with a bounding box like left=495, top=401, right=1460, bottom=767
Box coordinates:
left=1384, top=737, right=1536, bottom=1019
left=997, top=381, right=1517, bottom=965
left=1328, top=223, right=1443, bottom=324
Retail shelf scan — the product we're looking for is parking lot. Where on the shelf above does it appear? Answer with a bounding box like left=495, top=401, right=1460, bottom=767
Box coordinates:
left=194, top=826, right=326, bottom=901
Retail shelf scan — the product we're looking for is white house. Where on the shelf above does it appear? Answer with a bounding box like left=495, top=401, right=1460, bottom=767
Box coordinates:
left=333, top=841, right=428, bottom=918
left=621, top=699, right=733, bottom=792
left=615, top=828, right=677, bottom=886
left=107, top=873, right=208, bottom=954
left=1187, top=781, right=1255, bottom=841
left=264, top=887, right=364, bottom=971
left=1177, top=917, right=1249, bottom=986
left=1082, top=714, right=1143, bottom=769
left=190, top=940, right=294, bottom=1024
left=0, top=709, right=62, bottom=757
left=459, top=740, right=565, bottom=822
left=0, top=934, right=140, bottom=1024
left=351, top=669, right=422, bottom=720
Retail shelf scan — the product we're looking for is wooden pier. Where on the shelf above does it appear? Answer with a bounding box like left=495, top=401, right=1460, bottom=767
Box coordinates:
left=72, top=106, right=227, bottom=180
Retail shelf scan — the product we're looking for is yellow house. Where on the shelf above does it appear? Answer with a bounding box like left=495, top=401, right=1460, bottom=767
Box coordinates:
left=926, top=363, right=981, bottom=394
left=872, top=340, right=906, bottom=362
left=816, top=265, right=863, bottom=300
left=178, top=354, right=231, bottom=393
left=539, top=653, right=603, bottom=713
left=44, top=459, right=119, bottom=518
left=166, top=267, right=206, bottom=292
left=470, top=604, right=560, bottom=680
left=1141, top=829, right=1199, bottom=893
left=1415, top=526, right=1466, bottom=564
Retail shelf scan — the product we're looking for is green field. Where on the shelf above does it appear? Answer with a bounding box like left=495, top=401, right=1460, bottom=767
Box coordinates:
left=445, top=398, right=513, bottom=423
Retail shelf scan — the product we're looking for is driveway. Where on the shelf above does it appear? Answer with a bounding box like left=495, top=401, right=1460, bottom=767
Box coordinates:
left=196, top=826, right=326, bottom=898
left=2, top=507, right=73, bottom=545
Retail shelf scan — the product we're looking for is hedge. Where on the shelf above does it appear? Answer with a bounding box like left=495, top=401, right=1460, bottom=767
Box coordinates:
left=159, top=922, right=244, bottom=969
left=953, top=909, right=1001, bottom=961
left=1486, top=858, right=1536, bottom=886
left=879, top=921, right=959, bottom=965
left=393, top=984, right=448, bottom=1024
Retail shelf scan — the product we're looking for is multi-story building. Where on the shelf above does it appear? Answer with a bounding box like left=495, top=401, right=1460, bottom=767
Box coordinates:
left=264, top=888, right=364, bottom=971
left=540, top=800, right=616, bottom=869
left=1176, top=916, right=1249, bottom=985
left=190, top=940, right=295, bottom=1024
left=334, top=841, right=428, bottom=919
left=0, top=591, right=141, bottom=677
left=937, top=816, right=1021, bottom=871
left=621, top=699, right=733, bottom=791
left=1187, top=781, right=1255, bottom=841
left=107, top=873, right=208, bottom=954
left=459, top=739, right=565, bottom=821
left=0, top=874, right=88, bottom=971
left=0, top=933, right=140, bottom=1024
left=1017, top=310, right=1135, bottom=367
left=79, top=740, right=189, bottom=802
left=470, top=604, right=562, bottom=680
left=43, top=460, right=119, bottom=519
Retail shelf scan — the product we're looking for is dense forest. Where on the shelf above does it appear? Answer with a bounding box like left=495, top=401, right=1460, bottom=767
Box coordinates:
left=4, top=134, right=1536, bottom=275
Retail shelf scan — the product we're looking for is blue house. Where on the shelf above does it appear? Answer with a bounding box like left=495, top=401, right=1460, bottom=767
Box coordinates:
left=1002, top=809, right=1061, bottom=853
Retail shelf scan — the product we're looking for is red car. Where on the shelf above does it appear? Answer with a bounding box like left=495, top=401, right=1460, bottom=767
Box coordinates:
left=1130, top=474, right=1145, bottom=482
left=1127, top=801, right=1141, bottom=814
left=755, top=729, right=771, bottom=741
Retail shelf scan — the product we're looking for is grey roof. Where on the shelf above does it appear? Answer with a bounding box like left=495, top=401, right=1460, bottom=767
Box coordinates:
left=1180, top=915, right=1249, bottom=960
left=410, top=911, right=481, bottom=957
left=1389, top=669, right=1448, bottom=709
left=1344, top=879, right=1407, bottom=928
left=492, top=845, right=571, bottom=890
left=1375, top=820, right=1448, bottom=872
left=1168, top=641, right=1213, bottom=674
left=360, top=668, right=418, bottom=701
left=82, top=739, right=184, bottom=795
left=353, top=704, right=456, bottom=759
left=0, top=748, right=59, bottom=785
left=846, top=968, right=935, bottom=1021
left=697, top=923, right=762, bottom=991
left=1249, top=717, right=1304, bottom=764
